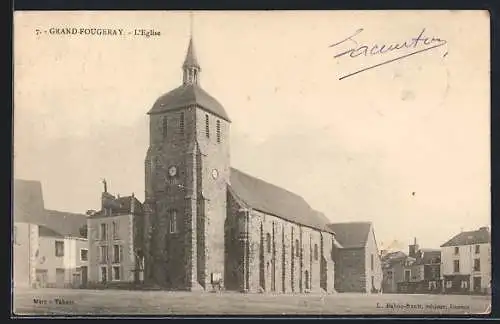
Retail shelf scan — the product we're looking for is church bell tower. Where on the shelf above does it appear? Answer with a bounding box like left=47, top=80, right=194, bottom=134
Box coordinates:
left=143, top=32, right=231, bottom=290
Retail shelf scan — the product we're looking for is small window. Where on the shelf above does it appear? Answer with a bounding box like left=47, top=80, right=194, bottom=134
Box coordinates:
left=216, top=120, right=221, bottom=143
left=100, top=245, right=108, bottom=263
left=169, top=210, right=177, bottom=234
left=100, top=223, right=107, bottom=241
left=179, top=112, right=185, bottom=134
left=162, top=116, right=168, bottom=137
left=295, top=239, right=300, bottom=257
left=112, top=221, right=118, bottom=239
left=113, top=244, right=121, bottom=263
left=453, top=260, right=460, bottom=273
left=371, top=254, right=374, bottom=271
left=112, top=266, right=121, bottom=281
left=55, top=241, right=64, bottom=257
left=454, top=247, right=459, bottom=255
left=474, top=258, right=480, bottom=271
left=313, top=244, right=319, bottom=261
left=266, top=233, right=271, bottom=253
left=80, top=249, right=88, bottom=261
left=475, top=245, right=480, bottom=254
left=404, top=269, right=411, bottom=281
left=100, top=266, right=107, bottom=283
left=205, top=114, right=210, bottom=138
left=304, top=270, right=310, bottom=290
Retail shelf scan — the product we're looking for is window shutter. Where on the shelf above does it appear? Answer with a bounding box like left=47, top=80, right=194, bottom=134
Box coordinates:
left=120, top=245, right=123, bottom=263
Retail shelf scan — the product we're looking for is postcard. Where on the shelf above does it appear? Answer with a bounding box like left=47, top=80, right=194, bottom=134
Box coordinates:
left=12, top=10, right=490, bottom=316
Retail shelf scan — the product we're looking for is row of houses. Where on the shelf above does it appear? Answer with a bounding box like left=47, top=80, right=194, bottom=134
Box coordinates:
left=13, top=178, right=490, bottom=295
left=13, top=178, right=384, bottom=293
left=381, top=227, right=491, bottom=295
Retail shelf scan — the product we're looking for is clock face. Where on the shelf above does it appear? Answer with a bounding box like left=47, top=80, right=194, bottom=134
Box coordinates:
left=168, top=166, right=177, bottom=177
left=212, top=169, right=219, bottom=179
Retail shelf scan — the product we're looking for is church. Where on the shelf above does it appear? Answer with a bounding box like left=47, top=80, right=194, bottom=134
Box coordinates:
left=140, top=37, right=345, bottom=293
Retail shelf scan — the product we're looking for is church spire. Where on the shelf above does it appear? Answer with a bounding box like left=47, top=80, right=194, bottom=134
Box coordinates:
left=183, top=13, right=200, bottom=85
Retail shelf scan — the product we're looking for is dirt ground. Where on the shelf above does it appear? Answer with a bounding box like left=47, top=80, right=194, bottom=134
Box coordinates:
left=12, top=288, right=491, bottom=316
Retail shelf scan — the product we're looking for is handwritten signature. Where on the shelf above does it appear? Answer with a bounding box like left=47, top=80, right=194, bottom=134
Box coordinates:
left=329, top=28, right=448, bottom=80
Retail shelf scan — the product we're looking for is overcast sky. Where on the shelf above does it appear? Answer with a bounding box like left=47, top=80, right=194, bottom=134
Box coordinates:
left=14, top=11, right=490, bottom=249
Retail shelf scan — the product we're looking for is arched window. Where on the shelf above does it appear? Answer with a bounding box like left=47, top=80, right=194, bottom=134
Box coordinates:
left=205, top=114, right=210, bottom=138
left=314, top=244, right=319, bottom=261
left=162, top=116, right=168, bottom=137
left=169, top=210, right=177, bottom=234
left=295, top=239, right=300, bottom=257
left=304, top=270, right=310, bottom=290
left=266, top=233, right=271, bottom=253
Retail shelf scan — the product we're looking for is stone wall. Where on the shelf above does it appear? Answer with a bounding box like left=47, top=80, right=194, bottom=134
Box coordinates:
left=335, top=248, right=366, bottom=292
left=225, top=194, right=337, bottom=294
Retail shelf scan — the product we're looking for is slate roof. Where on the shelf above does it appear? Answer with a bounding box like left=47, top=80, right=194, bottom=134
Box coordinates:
left=43, top=209, right=87, bottom=238
left=38, top=225, right=64, bottom=238
left=183, top=37, right=200, bottom=69
left=148, top=84, right=231, bottom=122
left=13, top=179, right=87, bottom=238
left=13, top=179, right=45, bottom=223
left=326, top=222, right=372, bottom=248
left=440, top=227, right=491, bottom=247
left=89, top=194, right=144, bottom=219
left=229, top=168, right=334, bottom=234
left=416, top=249, right=441, bottom=265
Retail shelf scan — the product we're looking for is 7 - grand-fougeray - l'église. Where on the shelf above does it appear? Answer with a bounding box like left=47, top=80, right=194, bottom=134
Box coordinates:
left=86, top=36, right=383, bottom=293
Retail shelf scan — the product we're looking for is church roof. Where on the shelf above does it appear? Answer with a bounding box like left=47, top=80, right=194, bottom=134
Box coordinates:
left=147, top=84, right=231, bottom=122
left=229, top=168, right=334, bottom=233
left=327, top=222, right=373, bottom=248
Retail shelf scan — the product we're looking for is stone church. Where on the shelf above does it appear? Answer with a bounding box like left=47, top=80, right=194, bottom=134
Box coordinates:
left=142, top=37, right=344, bottom=293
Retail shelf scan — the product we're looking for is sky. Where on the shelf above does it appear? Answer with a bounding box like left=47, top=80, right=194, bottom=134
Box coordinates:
left=13, top=11, right=490, bottom=250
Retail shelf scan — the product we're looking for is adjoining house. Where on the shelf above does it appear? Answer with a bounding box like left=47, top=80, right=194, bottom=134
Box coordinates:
left=13, top=179, right=88, bottom=289
left=86, top=184, right=145, bottom=287
left=381, top=250, right=408, bottom=293
left=440, top=227, right=491, bottom=294
left=327, top=222, right=383, bottom=293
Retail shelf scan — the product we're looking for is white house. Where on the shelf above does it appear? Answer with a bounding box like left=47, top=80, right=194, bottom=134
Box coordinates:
left=440, top=226, right=491, bottom=294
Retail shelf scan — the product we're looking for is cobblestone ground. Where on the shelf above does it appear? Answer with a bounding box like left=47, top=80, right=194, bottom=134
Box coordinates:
left=12, top=288, right=491, bottom=316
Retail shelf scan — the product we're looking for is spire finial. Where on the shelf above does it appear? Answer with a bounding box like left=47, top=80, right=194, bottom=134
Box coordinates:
left=183, top=12, right=200, bottom=85
left=190, top=11, right=194, bottom=39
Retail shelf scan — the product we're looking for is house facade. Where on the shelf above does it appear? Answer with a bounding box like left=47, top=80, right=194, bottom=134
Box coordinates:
left=327, top=222, right=383, bottom=293
left=440, top=227, right=491, bottom=294
left=139, top=36, right=343, bottom=293
left=35, top=226, right=88, bottom=288
left=87, top=190, right=145, bottom=285
left=13, top=179, right=88, bottom=289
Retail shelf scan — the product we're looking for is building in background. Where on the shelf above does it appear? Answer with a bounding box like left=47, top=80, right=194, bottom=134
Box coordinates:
left=86, top=183, right=145, bottom=286
left=327, top=222, right=383, bottom=293
left=388, top=239, right=441, bottom=294
left=381, top=250, right=408, bottom=293
left=440, top=227, right=491, bottom=294
left=13, top=179, right=88, bottom=289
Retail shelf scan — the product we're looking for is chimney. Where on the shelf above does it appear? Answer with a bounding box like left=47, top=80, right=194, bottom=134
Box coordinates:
left=131, top=193, right=135, bottom=214
left=409, top=237, right=419, bottom=258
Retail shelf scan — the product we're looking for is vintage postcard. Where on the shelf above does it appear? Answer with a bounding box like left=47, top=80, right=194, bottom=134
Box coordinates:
left=12, top=10, right=491, bottom=316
